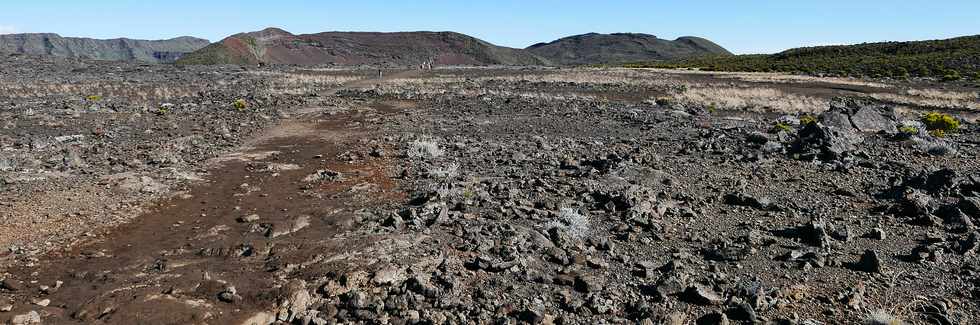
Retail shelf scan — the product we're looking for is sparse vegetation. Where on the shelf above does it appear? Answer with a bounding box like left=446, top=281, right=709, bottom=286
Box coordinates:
left=771, top=122, right=793, bottom=133
left=870, top=88, right=980, bottom=111
left=670, top=86, right=827, bottom=113
left=898, top=125, right=920, bottom=136
left=637, top=35, right=980, bottom=80
left=408, top=138, right=444, bottom=159
left=156, top=103, right=174, bottom=115
left=864, top=310, right=904, bottom=325
left=921, top=112, right=960, bottom=135
left=654, top=96, right=673, bottom=107
left=233, top=99, right=247, bottom=110
left=799, top=114, right=818, bottom=126
left=86, top=95, right=103, bottom=101
left=547, top=207, right=591, bottom=239
left=429, top=163, right=461, bottom=179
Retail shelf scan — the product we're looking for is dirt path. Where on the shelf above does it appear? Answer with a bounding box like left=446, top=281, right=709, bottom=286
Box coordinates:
left=0, top=77, right=413, bottom=324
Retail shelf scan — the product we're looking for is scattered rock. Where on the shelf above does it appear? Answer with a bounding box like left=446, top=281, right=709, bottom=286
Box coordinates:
left=11, top=310, right=40, bottom=325
left=866, top=227, right=886, bottom=240
left=303, top=169, right=343, bottom=183
left=852, top=250, right=883, bottom=273
left=237, top=214, right=261, bottom=223
left=1, top=279, right=23, bottom=292
left=218, top=286, right=241, bottom=303
left=267, top=215, right=312, bottom=238
left=276, top=280, right=315, bottom=323
left=683, top=285, right=725, bottom=306
left=696, top=311, right=730, bottom=325
left=724, top=192, right=781, bottom=211
left=574, top=275, right=602, bottom=293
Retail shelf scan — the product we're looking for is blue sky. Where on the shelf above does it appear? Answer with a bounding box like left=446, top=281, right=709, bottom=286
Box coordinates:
left=1, top=1, right=978, bottom=54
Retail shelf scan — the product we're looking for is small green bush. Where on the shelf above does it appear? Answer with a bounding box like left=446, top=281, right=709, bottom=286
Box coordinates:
left=898, top=125, right=920, bottom=136
left=233, top=99, right=247, bottom=110
left=921, top=112, right=960, bottom=134
left=942, top=70, right=962, bottom=82
left=799, top=115, right=818, bottom=126
left=86, top=95, right=103, bottom=102
left=893, top=67, right=910, bottom=79
left=771, top=122, right=793, bottom=133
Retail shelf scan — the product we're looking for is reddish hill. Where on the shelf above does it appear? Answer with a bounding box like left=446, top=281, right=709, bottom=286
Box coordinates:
left=177, top=27, right=547, bottom=66
left=527, top=33, right=732, bottom=65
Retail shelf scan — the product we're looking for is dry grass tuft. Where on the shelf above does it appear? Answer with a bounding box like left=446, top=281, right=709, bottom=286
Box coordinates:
left=870, top=88, right=980, bottom=111
left=669, top=86, right=829, bottom=113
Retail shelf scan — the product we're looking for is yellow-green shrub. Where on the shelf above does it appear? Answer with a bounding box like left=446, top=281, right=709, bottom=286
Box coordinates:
left=799, top=115, right=818, bottom=126
left=771, top=122, right=793, bottom=133
left=898, top=125, right=920, bottom=135
left=921, top=112, right=959, bottom=134
left=233, top=99, right=247, bottom=110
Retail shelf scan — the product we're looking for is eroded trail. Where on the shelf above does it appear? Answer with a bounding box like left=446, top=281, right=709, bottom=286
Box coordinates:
left=0, top=87, right=414, bottom=324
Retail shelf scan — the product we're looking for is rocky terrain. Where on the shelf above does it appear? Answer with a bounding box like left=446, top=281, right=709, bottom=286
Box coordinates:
left=0, top=54, right=978, bottom=325
left=527, top=33, right=731, bottom=66
left=0, top=33, right=210, bottom=64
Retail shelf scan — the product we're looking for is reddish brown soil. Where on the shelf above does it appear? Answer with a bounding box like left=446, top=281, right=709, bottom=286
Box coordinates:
left=0, top=105, right=405, bottom=324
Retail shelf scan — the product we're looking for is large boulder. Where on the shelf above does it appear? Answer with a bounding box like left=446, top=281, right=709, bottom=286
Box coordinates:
left=795, top=122, right=860, bottom=161
left=825, top=97, right=899, bottom=133
left=792, top=97, right=898, bottom=161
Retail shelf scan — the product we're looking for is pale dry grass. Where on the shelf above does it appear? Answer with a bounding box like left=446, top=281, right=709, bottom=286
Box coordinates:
left=471, top=68, right=681, bottom=87
left=248, top=70, right=362, bottom=96
left=0, top=69, right=365, bottom=101
left=640, top=68, right=895, bottom=89
left=718, top=73, right=894, bottom=89
left=0, top=81, right=203, bottom=101
left=382, top=70, right=834, bottom=113
left=376, top=77, right=599, bottom=101
left=546, top=207, right=592, bottom=239
left=669, top=85, right=829, bottom=113
left=408, top=138, right=444, bottom=159
left=870, top=88, right=980, bottom=111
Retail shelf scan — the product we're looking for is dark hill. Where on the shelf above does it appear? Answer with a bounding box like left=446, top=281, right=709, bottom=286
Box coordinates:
left=646, top=35, right=980, bottom=80
left=177, top=28, right=548, bottom=66
left=0, top=33, right=209, bottom=64
left=527, top=33, right=732, bottom=66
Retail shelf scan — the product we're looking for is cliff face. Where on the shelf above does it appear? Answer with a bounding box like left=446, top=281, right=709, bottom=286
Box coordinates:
left=0, top=33, right=210, bottom=63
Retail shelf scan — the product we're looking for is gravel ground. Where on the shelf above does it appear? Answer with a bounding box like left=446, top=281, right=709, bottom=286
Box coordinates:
left=0, top=55, right=978, bottom=324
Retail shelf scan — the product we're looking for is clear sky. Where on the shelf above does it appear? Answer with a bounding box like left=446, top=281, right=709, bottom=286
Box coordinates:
left=1, top=0, right=978, bottom=54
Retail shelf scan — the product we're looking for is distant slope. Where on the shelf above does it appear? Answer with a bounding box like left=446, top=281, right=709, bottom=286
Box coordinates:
left=177, top=28, right=548, bottom=66
left=526, top=33, right=732, bottom=66
left=645, top=35, right=980, bottom=80
left=0, top=33, right=210, bottom=64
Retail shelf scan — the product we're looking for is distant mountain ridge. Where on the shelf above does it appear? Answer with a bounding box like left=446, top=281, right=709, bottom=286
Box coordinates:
left=178, top=28, right=731, bottom=66
left=526, top=33, right=732, bottom=65
left=0, top=28, right=733, bottom=66
left=0, top=33, right=210, bottom=63
left=177, top=28, right=548, bottom=66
